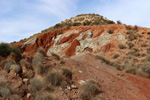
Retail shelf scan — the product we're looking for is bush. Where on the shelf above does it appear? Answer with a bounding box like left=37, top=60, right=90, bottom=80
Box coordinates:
left=3, top=59, right=16, bottom=72
left=0, top=43, right=11, bottom=57
left=128, top=33, right=137, bottom=41
left=141, top=43, right=148, bottom=47
left=113, top=54, right=119, bottom=59
left=32, top=53, right=44, bottom=66
left=125, top=67, right=137, bottom=74
left=34, top=62, right=43, bottom=75
left=45, top=71, right=63, bottom=86
left=0, top=87, right=11, bottom=99
left=10, top=64, right=21, bottom=74
left=35, top=92, right=54, bottom=100
left=118, top=44, right=126, bottom=49
left=28, top=77, right=43, bottom=93
left=136, top=68, right=150, bottom=78
left=0, top=43, right=21, bottom=58
left=80, top=80, right=100, bottom=100
left=108, top=29, right=114, bottom=34
left=126, top=42, right=134, bottom=49
left=96, top=55, right=111, bottom=65
left=117, top=20, right=122, bottom=24
left=10, top=46, right=21, bottom=57
left=20, top=59, right=29, bottom=68
left=37, top=47, right=47, bottom=57
left=61, top=67, right=72, bottom=79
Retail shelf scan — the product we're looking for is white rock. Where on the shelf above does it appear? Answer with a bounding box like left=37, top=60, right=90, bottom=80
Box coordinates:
left=78, top=80, right=85, bottom=85
left=27, top=93, right=31, bottom=98
left=71, top=85, right=77, bottom=89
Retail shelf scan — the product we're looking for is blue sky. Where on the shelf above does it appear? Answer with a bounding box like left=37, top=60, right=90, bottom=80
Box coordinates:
left=0, top=0, right=150, bottom=43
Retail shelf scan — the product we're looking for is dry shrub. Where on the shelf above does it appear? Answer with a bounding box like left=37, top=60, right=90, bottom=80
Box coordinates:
left=96, top=55, right=111, bottom=65
left=124, top=67, right=137, bottom=74
left=32, top=53, right=44, bottom=66
left=113, top=54, right=119, bottom=59
left=147, top=48, right=150, bottom=54
left=3, top=59, right=16, bottom=72
left=139, top=63, right=150, bottom=74
left=20, top=59, right=29, bottom=67
left=35, top=92, right=54, bottom=100
left=128, top=33, right=137, bottom=41
left=10, top=64, right=21, bottom=74
left=136, top=68, right=150, bottom=78
left=108, top=29, right=114, bottom=34
left=51, top=53, right=60, bottom=60
left=28, top=77, right=43, bottom=93
left=45, top=71, right=63, bottom=86
left=34, top=62, right=44, bottom=75
left=0, top=87, right=11, bottom=99
left=9, top=95, right=22, bottom=100
left=126, top=42, right=134, bottom=49
left=80, top=80, right=100, bottom=100
left=0, top=77, right=7, bottom=87
left=141, top=43, right=148, bottom=47
left=145, top=55, right=150, bottom=62
left=118, top=44, right=126, bottom=49
left=61, top=67, right=72, bottom=80
left=37, top=47, right=47, bottom=57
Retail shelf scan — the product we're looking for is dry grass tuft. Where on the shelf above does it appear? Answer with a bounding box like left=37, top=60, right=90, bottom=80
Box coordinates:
left=80, top=79, right=100, bottom=100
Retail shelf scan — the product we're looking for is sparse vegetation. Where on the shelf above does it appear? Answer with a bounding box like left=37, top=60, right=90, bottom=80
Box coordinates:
left=32, top=53, right=44, bottom=66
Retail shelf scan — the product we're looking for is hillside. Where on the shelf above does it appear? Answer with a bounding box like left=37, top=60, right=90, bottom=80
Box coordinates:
left=1, top=14, right=150, bottom=100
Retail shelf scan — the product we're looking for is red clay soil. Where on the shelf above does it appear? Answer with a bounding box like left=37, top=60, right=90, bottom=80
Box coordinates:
left=65, top=54, right=150, bottom=100
left=65, top=39, right=80, bottom=56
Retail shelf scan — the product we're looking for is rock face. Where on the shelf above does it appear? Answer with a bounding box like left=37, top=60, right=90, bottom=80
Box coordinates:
left=22, top=25, right=126, bottom=56
left=22, top=24, right=150, bottom=61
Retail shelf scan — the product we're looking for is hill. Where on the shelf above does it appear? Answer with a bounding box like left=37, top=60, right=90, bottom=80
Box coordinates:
left=1, top=14, right=150, bottom=100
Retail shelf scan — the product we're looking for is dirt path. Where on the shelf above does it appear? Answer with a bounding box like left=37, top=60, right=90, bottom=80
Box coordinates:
left=65, top=54, right=150, bottom=100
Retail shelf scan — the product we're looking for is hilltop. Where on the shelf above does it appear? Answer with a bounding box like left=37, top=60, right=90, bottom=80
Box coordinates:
left=1, top=14, right=150, bottom=100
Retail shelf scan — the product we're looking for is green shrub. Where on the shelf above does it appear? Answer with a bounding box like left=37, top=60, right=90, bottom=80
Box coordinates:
left=80, top=80, right=100, bottom=100
left=0, top=43, right=21, bottom=57
left=0, top=43, right=11, bottom=57
left=10, top=46, right=21, bottom=57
